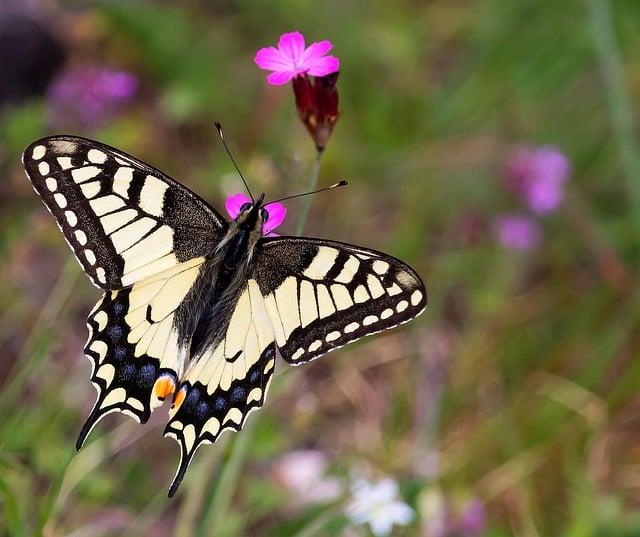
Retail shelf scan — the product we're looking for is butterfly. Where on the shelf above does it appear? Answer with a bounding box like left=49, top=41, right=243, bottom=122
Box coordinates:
left=22, top=135, right=427, bottom=496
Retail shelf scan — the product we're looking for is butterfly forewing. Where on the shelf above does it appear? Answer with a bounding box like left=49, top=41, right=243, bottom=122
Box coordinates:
left=22, top=136, right=226, bottom=289
left=255, top=237, right=427, bottom=364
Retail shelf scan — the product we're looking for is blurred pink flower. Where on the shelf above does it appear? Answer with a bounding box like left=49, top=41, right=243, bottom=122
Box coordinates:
left=506, top=146, right=570, bottom=215
left=492, top=214, right=541, bottom=251
left=224, top=193, right=286, bottom=236
left=273, top=450, right=343, bottom=506
left=255, top=31, right=340, bottom=85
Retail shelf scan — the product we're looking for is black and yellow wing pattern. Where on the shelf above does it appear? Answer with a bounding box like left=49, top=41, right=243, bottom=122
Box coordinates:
left=23, top=136, right=224, bottom=448
left=23, top=135, right=427, bottom=497
left=23, top=136, right=225, bottom=288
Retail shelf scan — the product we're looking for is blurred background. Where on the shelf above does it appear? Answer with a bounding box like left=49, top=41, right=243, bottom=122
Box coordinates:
left=2, top=0, right=640, bottom=535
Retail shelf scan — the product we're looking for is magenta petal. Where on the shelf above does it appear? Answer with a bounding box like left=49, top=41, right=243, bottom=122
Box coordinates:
left=278, top=31, right=306, bottom=61
left=255, top=47, right=292, bottom=71
left=266, top=70, right=295, bottom=85
left=263, top=202, right=286, bottom=234
left=299, top=40, right=333, bottom=66
left=225, top=193, right=252, bottom=219
left=306, top=56, right=340, bottom=77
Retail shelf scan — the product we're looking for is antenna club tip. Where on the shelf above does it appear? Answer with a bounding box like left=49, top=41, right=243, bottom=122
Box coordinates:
left=338, top=180, right=348, bottom=186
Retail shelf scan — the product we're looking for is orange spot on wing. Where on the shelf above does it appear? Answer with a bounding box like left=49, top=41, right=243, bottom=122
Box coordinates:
left=153, top=375, right=176, bottom=401
left=171, top=385, right=187, bottom=411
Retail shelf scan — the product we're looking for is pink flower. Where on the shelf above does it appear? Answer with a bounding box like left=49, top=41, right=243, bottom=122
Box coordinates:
left=224, top=193, right=286, bottom=236
left=492, top=214, right=541, bottom=251
left=255, top=31, right=340, bottom=85
left=506, top=146, right=570, bottom=215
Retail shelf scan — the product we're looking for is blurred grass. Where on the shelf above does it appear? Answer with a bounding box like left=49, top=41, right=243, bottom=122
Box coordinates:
left=3, top=0, right=640, bottom=535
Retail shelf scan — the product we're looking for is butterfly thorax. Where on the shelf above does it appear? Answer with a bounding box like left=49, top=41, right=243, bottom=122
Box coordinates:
left=175, top=202, right=267, bottom=362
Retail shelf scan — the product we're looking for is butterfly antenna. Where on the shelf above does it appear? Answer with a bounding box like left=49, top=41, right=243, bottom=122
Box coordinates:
left=265, top=180, right=348, bottom=205
left=215, top=121, right=254, bottom=202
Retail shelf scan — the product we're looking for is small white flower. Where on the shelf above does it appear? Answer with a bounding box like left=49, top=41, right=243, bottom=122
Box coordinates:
left=345, top=478, right=414, bottom=536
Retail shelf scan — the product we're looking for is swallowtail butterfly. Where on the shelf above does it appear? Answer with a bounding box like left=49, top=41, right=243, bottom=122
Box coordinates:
left=22, top=135, right=427, bottom=496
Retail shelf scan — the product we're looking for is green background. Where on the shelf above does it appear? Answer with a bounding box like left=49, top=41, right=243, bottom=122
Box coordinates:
left=2, top=1, right=640, bottom=535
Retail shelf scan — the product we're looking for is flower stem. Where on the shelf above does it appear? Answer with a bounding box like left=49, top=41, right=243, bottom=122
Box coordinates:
left=586, top=0, right=640, bottom=235
left=295, top=149, right=324, bottom=236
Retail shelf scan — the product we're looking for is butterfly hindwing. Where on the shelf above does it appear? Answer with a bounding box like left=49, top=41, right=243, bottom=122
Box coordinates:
left=254, top=237, right=427, bottom=364
left=163, top=279, right=276, bottom=496
left=23, top=136, right=226, bottom=289
left=78, top=257, right=206, bottom=448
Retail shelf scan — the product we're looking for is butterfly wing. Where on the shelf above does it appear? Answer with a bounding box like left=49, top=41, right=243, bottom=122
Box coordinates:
left=254, top=236, right=427, bottom=364
left=23, top=136, right=227, bottom=289
left=163, top=279, right=276, bottom=497
left=78, top=257, right=206, bottom=448
left=161, top=238, right=425, bottom=496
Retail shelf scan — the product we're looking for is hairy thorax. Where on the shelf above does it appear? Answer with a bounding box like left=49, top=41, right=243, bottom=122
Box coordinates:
left=175, top=219, right=264, bottom=363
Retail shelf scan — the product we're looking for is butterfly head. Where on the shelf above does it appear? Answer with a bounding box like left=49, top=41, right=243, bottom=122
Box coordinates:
left=236, top=192, right=269, bottom=232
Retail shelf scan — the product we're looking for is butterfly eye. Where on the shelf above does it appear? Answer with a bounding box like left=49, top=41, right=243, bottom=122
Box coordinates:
left=260, top=208, right=269, bottom=221
left=240, top=202, right=252, bottom=212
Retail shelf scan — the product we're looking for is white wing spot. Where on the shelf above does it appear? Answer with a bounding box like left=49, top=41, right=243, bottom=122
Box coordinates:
left=335, top=256, right=360, bottom=284
left=292, top=348, right=305, bottom=361
left=411, top=290, right=423, bottom=306
left=396, top=300, right=409, bottom=313
left=353, top=285, right=370, bottom=304
left=53, top=193, right=67, bottom=208
left=85, top=249, right=97, bottom=265
left=381, top=308, right=393, bottom=320
left=72, top=166, right=101, bottom=183
left=74, top=229, right=87, bottom=245
left=96, top=267, right=107, bottom=284
left=139, top=175, right=169, bottom=217
left=387, top=283, right=402, bottom=296
left=38, top=161, right=50, bottom=176
left=32, top=145, right=46, bottom=160
left=326, top=331, right=341, bottom=342
left=88, top=149, right=107, bottom=164
left=373, top=260, right=390, bottom=275
left=309, top=340, right=322, bottom=352
left=64, top=210, right=77, bottom=227
left=344, top=322, right=359, bottom=333
left=57, top=157, right=73, bottom=169
left=94, top=310, right=108, bottom=331
left=45, top=177, right=57, bottom=192
left=80, top=181, right=101, bottom=199
left=303, top=247, right=339, bottom=280
left=363, top=315, right=378, bottom=326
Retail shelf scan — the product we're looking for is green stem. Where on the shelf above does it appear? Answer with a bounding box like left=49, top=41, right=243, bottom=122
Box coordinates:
left=295, top=150, right=324, bottom=235
left=199, top=419, right=256, bottom=536
left=586, top=0, right=640, bottom=234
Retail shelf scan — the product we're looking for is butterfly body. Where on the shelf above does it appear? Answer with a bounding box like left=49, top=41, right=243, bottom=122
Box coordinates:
left=22, top=135, right=427, bottom=496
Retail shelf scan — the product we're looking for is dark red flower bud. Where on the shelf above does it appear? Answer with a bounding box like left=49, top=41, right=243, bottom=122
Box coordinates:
left=292, top=72, right=340, bottom=152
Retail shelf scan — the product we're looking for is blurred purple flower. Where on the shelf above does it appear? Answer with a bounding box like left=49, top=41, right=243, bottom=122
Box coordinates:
left=255, top=31, right=339, bottom=85
left=458, top=499, right=486, bottom=536
left=225, top=193, right=286, bottom=236
left=492, top=214, right=541, bottom=251
left=506, top=146, right=570, bottom=215
left=47, top=64, right=138, bottom=129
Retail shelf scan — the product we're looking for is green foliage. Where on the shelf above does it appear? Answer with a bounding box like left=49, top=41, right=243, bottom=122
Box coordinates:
left=3, top=0, right=640, bottom=535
